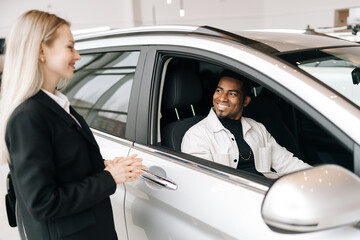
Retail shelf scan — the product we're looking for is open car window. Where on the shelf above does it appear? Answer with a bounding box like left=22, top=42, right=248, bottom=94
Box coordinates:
left=155, top=55, right=354, bottom=178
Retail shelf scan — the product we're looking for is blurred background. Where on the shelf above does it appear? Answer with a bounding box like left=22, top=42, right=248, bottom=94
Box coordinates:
left=0, top=0, right=360, bottom=37
left=1, top=0, right=359, bottom=72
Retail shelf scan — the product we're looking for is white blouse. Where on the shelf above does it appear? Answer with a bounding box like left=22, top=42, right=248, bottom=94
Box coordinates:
left=41, top=89, right=81, bottom=127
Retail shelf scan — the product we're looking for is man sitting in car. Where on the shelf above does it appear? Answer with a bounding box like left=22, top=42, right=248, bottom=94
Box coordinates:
left=181, top=70, right=311, bottom=178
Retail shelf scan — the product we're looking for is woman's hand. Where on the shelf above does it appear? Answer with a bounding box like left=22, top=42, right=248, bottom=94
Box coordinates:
left=105, top=154, right=146, bottom=184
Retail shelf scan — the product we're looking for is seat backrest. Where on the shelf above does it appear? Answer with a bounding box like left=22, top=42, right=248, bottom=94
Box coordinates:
left=162, top=116, right=205, bottom=151
left=162, top=68, right=203, bottom=110
left=243, top=91, right=301, bottom=158
left=161, top=67, right=204, bottom=151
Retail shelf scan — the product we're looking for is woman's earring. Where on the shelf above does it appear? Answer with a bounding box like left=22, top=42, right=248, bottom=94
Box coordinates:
left=40, top=58, right=45, bottom=62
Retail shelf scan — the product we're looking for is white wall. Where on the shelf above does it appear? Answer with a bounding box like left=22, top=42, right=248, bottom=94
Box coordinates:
left=136, top=0, right=266, bottom=31
left=0, top=0, right=135, bottom=38
left=0, top=0, right=359, bottom=37
left=137, top=0, right=360, bottom=31
left=263, top=0, right=360, bottom=29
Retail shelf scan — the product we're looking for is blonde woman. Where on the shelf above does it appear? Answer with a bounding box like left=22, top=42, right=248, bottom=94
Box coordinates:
left=0, top=10, right=145, bottom=240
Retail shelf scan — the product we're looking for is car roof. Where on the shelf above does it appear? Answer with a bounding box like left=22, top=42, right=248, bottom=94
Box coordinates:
left=74, top=25, right=359, bottom=55
left=237, top=29, right=359, bottom=53
left=325, top=31, right=360, bottom=43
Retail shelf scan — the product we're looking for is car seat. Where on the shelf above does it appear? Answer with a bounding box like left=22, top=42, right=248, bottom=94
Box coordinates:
left=161, top=67, right=205, bottom=151
left=243, top=87, right=302, bottom=158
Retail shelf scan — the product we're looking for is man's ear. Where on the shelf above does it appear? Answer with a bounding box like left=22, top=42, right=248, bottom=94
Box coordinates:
left=243, top=96, right=251, bottom=107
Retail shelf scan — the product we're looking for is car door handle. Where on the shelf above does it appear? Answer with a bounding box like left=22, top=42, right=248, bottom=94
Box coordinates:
left=140, top=169, right=178, bottom=190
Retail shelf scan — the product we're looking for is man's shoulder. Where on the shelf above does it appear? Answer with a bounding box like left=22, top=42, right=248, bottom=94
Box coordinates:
left=242, top=116, right=260, bottom=125
left=242, top=116, right=268, bottom=134
left=185, top=115, right=210, bottom=134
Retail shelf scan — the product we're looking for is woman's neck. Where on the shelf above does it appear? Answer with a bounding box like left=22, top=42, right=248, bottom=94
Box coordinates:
left=41, top=68, right=60, bottom=94
left=42, top=76, right=59, bottom=94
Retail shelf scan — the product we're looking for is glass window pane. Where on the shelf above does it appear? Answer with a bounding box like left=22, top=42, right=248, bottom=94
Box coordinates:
left=65, top=51, right=140, bottom=138
left=280, top=46, right=360, bottom=108
left=72, top=75, right=122, bottom=106
left=90, top=76, right=133, bottom=137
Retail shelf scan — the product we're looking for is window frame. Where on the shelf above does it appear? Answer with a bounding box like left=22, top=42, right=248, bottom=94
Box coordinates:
left=134, top=44, right=357, bottom=176
left=65, top=46, right=148, bottom=141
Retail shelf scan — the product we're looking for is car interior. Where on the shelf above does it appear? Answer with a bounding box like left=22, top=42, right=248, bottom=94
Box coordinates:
left=66, top=51, right=354, bottom=178
left=157, top=56, right=353, bottom=176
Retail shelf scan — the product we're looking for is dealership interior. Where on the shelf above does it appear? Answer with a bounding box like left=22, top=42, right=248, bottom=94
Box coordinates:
left=0, top=1, right=360, bottom=239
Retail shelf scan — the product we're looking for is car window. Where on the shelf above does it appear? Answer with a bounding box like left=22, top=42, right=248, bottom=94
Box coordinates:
left=156, top=55, right=354, bottom=177
left=279, top=46, right=360, bottom=108
left=64, top=51, right=140, bottom=138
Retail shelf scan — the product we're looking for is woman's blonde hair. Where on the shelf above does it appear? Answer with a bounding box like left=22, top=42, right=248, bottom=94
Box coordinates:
left=0, top=10, right=70, bottom=164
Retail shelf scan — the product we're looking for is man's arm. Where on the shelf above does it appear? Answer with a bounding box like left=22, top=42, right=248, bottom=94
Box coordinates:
left=181, top=128, right=213, bottom=161
left=264, top=129, right=311, bottom=175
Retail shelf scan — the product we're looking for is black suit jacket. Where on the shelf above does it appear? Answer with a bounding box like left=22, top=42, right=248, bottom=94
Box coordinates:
left=6, top=91, right=118, bottom=240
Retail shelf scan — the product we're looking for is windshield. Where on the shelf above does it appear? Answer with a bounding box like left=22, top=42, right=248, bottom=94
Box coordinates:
left=279, top=46, right=360, bottom=108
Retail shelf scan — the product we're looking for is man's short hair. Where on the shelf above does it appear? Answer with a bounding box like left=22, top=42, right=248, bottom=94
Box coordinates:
left=219, top=70, right=251, bottom=96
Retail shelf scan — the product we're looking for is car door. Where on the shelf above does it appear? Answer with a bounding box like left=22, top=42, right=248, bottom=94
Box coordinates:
left=121, top=46, right=272, bottom=240
left=126, top=146, right=272, bottom=240
left=123, top=45, right=360, bottom=239
left=64, top=48, right=145, bottom=239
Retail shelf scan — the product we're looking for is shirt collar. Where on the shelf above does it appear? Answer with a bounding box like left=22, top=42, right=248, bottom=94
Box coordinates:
left=207, top=107, right=252, bottom=134
left=241, top=116, right=252, bottom=135
left=207, top=108, right=230, bottom=133
left=41, top=89, right=71, bottom=114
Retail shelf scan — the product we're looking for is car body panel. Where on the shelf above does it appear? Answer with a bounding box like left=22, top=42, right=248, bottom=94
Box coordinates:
left=93, top=130, right=133, bottom=240
left=123, top=144, right=360, bottom=240
left=125, top=144, right=269, bottom=240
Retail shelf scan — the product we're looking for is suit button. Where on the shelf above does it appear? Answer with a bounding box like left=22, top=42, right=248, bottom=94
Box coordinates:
left=234, top=159, right=237, bottom=163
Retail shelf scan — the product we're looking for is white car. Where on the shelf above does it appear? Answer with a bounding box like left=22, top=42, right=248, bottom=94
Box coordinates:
left=14, top=26, right=360, bottom=239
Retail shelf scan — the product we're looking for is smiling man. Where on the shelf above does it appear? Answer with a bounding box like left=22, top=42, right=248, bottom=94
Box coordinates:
left=181, top=70, right=310, bottom=178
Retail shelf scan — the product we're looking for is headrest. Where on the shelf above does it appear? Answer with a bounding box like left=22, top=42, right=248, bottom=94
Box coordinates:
left=162, top=68, right=202, bottom=109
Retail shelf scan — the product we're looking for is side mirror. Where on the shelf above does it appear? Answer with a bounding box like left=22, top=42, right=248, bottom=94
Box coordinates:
left=0, top=38, right=4, bottom=54
left=352, top=67, right=360, bottom=85
left=262, top=165, right=360, bottom=233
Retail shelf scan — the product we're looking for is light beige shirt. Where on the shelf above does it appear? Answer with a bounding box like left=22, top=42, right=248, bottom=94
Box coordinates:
left=181, top=108, right=311, bottom=178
